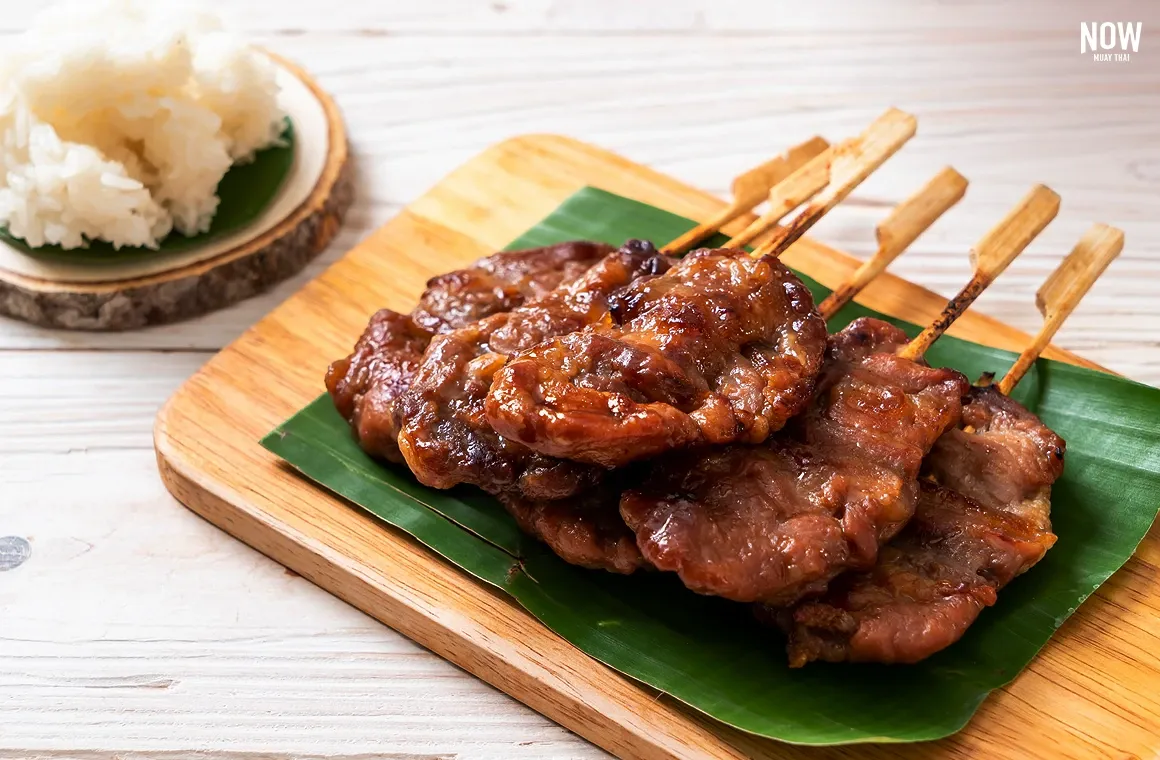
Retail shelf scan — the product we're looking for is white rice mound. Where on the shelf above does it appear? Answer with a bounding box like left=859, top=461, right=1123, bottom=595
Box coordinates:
left=0, top=0, right=287, bottom=250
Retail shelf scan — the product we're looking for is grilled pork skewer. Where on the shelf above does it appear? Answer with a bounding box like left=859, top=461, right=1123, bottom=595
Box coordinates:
left=326, top=241, right=616, bottom=462
left=395, top=241, right=829, bottom=497
left=783, top=223, right=1123, bottom=665
left=485, top=110, right=917, bottom=469
left=395, top=110, right=915, bottom=500
left=327, top=135, right=832, bottom=467
left=482, top=248, right=828, bottom=468
left=497, top=170, right=974, bottom=573
left=663, top=136, right=829, bottom=254
left=619, top=188, right=1058, bottom=604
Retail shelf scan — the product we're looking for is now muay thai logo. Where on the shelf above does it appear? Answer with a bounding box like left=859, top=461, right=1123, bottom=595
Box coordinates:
left=1080, top=22, right=1142, bottom=62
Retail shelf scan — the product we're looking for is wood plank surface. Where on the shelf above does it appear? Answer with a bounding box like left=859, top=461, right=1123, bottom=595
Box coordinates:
left=154, top=133, right=1160, bottom=760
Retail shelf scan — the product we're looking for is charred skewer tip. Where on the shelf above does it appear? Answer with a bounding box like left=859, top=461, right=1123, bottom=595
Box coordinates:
left=898, top=184, right=1061, bottom=361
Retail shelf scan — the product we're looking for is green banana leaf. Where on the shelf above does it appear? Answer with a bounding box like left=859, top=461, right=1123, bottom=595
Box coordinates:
left=1, top=119, right=295, bottom=265
left=262, top=187, right=1160, bottom=746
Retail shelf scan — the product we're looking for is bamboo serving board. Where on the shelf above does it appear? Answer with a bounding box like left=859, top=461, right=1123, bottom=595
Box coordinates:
left=155, top=135, right=1160, bottom=760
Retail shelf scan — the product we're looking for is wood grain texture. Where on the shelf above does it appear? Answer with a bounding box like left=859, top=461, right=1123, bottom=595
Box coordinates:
left=0, top=451, right=604, bottom=760
left=154, top=134, right=1160, bottom=760
left=0, top=55, right=353, bottom=331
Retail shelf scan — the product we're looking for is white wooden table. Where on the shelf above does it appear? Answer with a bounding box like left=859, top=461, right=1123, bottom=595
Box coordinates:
left=2, top=1, right=1157, bottom=757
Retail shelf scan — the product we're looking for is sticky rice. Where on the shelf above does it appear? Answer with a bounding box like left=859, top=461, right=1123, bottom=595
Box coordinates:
left=0, top=0, right=286, bottom=250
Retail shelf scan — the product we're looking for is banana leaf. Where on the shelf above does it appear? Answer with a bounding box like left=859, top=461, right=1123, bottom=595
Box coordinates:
left=262, top=187, right=1160, bottom=745
left=1, top=119, right=295, bottom=265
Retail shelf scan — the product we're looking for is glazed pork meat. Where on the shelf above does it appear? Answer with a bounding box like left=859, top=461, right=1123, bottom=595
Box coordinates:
left=326, top=241, right=613, bottom=462
left=395, top=240, right=675, bottom=500
left=485, top=248, right=828, bottom=468
left=497, top=474, right=647, bottom=574
left=783, top=385, right=1063, bottom=665
left=620, top=318, right=970, bottom=605
left=925, top=384, right=1064, bottom=526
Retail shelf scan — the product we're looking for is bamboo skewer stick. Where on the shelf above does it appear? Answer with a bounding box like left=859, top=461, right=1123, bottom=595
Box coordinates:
left=897, top=184, right=1061, bottom=361
left=749, top=108, right=919, bottom=259
left=663, top=136, right=830, bottom=254
left=724, top=149, right=833, bottom=248
left=996, top=223, right=1124, bottom=395
left=818, top=167, right=969, bottom=320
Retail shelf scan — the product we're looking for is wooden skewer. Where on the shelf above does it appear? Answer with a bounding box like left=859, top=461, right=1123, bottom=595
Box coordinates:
left=723, top=148, right=833, bottom=249
left=749, top=107, right=919, bottom=259
left=996, top=223, right=1124, bottom=395
left=818, top=166, right=969, bottom=320
left=663, top=136, right=830, bottom=254
left=898, top=184, right=1061, bottom=361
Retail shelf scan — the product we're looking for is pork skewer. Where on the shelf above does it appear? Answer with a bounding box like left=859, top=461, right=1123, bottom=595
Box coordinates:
left=619, top=188, right=1059, bottom=604
left=395, top=109, right=916, bottom=502
left=498, top=169, right=975, bottom=573
left=783, top=223, right=1123, bottom=665
left=326, top=241, right=617, bottom=463
left=485, top=109, right=918, bottom=469
left=482, top=247, right=828, bottom=468
left=327, top=137, right=833, bottom=466
left=663, top=136, right=830, bottom=254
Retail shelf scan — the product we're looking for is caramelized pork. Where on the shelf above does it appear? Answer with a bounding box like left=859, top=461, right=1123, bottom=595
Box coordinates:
left=620, top=318, right=969, bottom=605
left=326, top=241, right=613, bottom=462
left=396, top=240, right=673, bottom=499
left=486, top=249, right=828, bottom=468
left=782, top=385, right=1062, bottom=665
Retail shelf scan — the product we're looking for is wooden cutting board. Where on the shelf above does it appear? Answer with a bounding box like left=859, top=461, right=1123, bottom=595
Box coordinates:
left=154, top=135, right=1159, bottom=760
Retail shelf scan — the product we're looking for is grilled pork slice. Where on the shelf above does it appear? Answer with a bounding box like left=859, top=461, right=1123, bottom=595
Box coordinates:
left=620, top=318, right=969, bottom=605
left=782, top=385, right=1062, bottom=665
left=497, top=474, right=647, bottom=574
left=485, top=248, right=828, bottom=468
left=396, top=240, right=673, bottom=500
left=925, top=384, right=1063, bottom=527
left=326, top=241, right=614, bottom=463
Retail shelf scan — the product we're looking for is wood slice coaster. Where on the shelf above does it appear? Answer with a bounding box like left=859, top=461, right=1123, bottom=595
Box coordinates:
left=0, top=54, right=352, bottom=331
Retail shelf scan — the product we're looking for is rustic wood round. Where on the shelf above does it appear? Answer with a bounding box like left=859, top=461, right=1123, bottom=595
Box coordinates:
left=0, top=54, right=352, bottom=331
